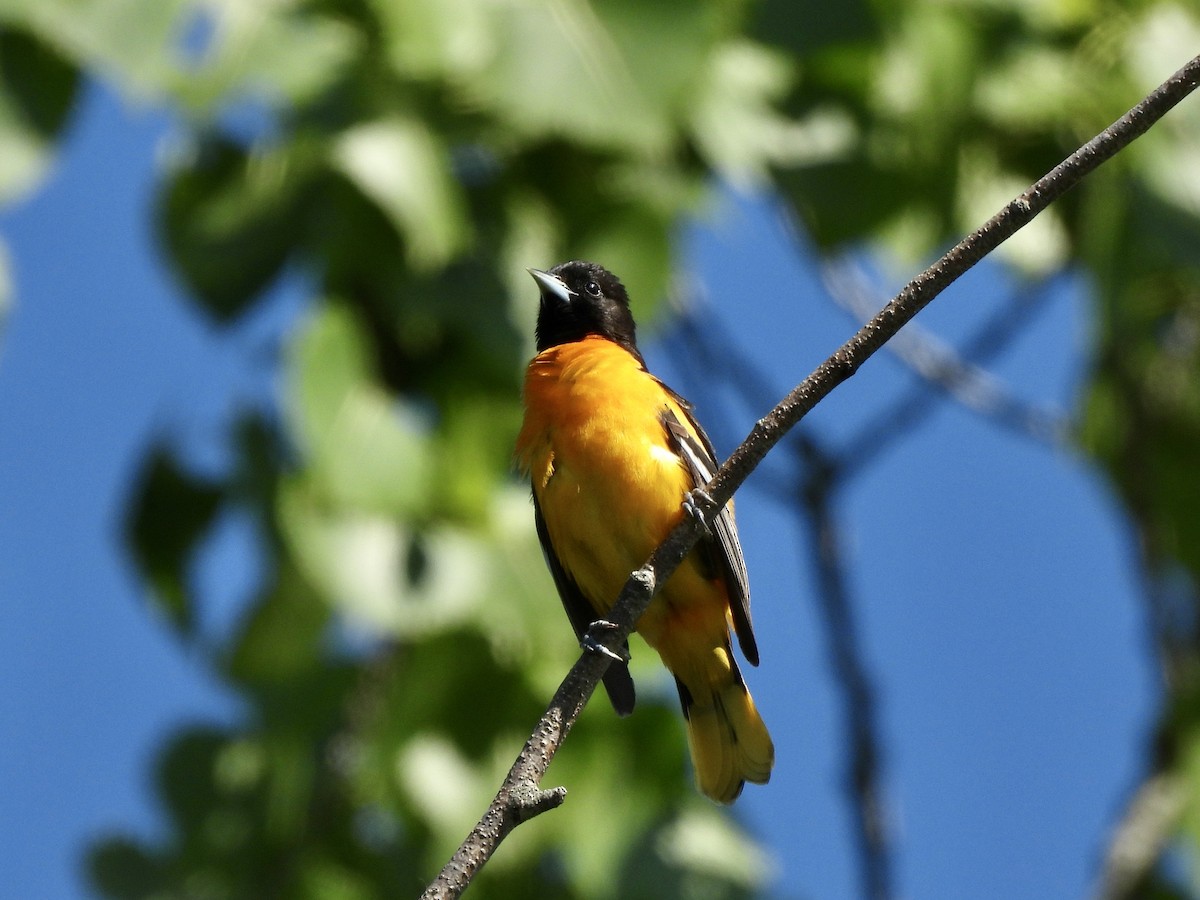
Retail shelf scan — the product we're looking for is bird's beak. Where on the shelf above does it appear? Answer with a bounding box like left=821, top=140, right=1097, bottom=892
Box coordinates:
left=527, top=268, right=574, bottom=305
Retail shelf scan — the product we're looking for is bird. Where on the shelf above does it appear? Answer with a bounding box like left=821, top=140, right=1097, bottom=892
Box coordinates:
left=514, top=260, right=773, bottom=803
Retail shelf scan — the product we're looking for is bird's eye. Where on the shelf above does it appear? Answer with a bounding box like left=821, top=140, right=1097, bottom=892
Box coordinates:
left=584, top=280, right=601, bottom=296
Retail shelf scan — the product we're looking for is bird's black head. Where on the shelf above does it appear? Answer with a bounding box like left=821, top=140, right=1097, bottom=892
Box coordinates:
left=530, top=261, right=641, bottom=358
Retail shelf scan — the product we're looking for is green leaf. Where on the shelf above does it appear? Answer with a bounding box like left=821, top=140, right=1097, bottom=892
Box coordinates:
left=574, top=202, right=674, bottom=323
left=86, top=837, right=170, bottom=900
left=1179, top=724, right=1200, bottom=843
left=333, top=117, right=469, bottom=271
left=278, top=477, right=486, bottom=636
left=348, top=629, right=543, bottom=807
left=284, top=303, right=434, bottom=516
left=295, top=859, right=377, bottom=900
left=955, top=144, right=1069, bottom=274
left=430, top=395, right=523, bottom=523
left=778, top=156, right=921, bottom=248
left=617, top=806, right=768, bottom=900
left=1079, top=184, right=1200, bottom=584
left=0, top=27, right=77, bottom=135
left=169, top=6, right=360, bottom=113
left=458, top=0, right=673, bottom=155
left=751, top=0, right=877, bottom=56
left=157, top=727, right=232, bottom=833
left=366, top=0, right=493, bottom=81
left=975, top=44, right=1089, bottom=132
left=1, top=0, right=189, bottom=98
left=688, top=41, right=800, bottom=186
left=226, top=564, right=329, bottom=685
left=542, top=703, right=694, bottom=890
left=157, top=135, right=314, bottom=322
left=125, top=447, right=223, bottom=636
left=0, top=27, right=79, bottom=203
left=589, top=0, right=723, bottom=117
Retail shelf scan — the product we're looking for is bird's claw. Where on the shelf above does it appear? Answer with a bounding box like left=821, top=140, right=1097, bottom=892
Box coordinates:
left=582, top=620, right=626, bottom=663
left=682, top=488, right=714, bottom=537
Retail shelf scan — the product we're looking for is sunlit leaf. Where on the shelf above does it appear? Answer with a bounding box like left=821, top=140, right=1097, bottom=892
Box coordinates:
left=616, top=808, right=765, bottom=900
left=333, top=117, right=469, bottom=271
left=170, top=4, right=359, bottom=112
left=541, top=703, right=694, bottom=891
left=955, top=145, right=1069, bottom=274
left=1, top=0, right=188, bottom=97
left=346, top=630, right=543, bottom=813
left=688, top=41, right=801, bottom=186
left=367, top=0, right=492, bottom=81
left=284, top=303, right=434, bottom=516
left=398, top=734, right=492, bottom=839
left=459, top=0, right=671, bottom=155
left=278, top=477, right=486, bottom=636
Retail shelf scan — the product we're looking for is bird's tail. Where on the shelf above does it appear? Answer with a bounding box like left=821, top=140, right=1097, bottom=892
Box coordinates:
left=672, top=644, right=774, bottom=803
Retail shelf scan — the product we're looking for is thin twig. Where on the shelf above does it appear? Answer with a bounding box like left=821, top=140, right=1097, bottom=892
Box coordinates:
left=1095, top=771, right=1185, bottom=900
left=421, top=53, right=1200, bottom=900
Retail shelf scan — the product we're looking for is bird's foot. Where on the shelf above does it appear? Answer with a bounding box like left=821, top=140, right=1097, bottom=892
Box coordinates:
left=682, top=488, right=714, bottom=537
left=582, top=620, right=626, bottom=663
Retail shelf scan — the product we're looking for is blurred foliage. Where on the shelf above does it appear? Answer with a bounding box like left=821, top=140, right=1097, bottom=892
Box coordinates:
left=2, top=0, right=1200, bottom=896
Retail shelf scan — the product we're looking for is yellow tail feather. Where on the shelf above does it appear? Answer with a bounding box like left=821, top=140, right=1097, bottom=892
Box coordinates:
left=674, top=647, right=774, bottom=804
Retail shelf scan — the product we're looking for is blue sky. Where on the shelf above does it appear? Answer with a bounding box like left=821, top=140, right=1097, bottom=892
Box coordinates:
left=0, top=81, right=1158, bottom=898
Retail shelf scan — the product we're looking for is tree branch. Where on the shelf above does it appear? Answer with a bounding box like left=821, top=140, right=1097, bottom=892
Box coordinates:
left=421, top=52, right=1200, bottom=900
left=1095, top=771, right=1185, bottom=900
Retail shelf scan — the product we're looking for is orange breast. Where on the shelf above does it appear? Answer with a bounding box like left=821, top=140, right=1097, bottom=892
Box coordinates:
left=516, top=337, right=726, bottom=648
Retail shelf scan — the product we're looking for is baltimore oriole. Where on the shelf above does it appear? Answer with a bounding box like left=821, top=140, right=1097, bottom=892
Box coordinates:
left=515, top=260, right=773, bottom=803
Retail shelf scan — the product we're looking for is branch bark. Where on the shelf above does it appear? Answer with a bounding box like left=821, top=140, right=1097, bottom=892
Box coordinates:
left=1095, top=771, right=1185, bottom=900
left=421, top=52, right=1200, bottom=900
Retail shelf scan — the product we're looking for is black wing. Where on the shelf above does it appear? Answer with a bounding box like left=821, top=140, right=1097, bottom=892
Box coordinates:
left=660, top=400, right=758, bottom=667
left=532, top=490, right=636, bottom=716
